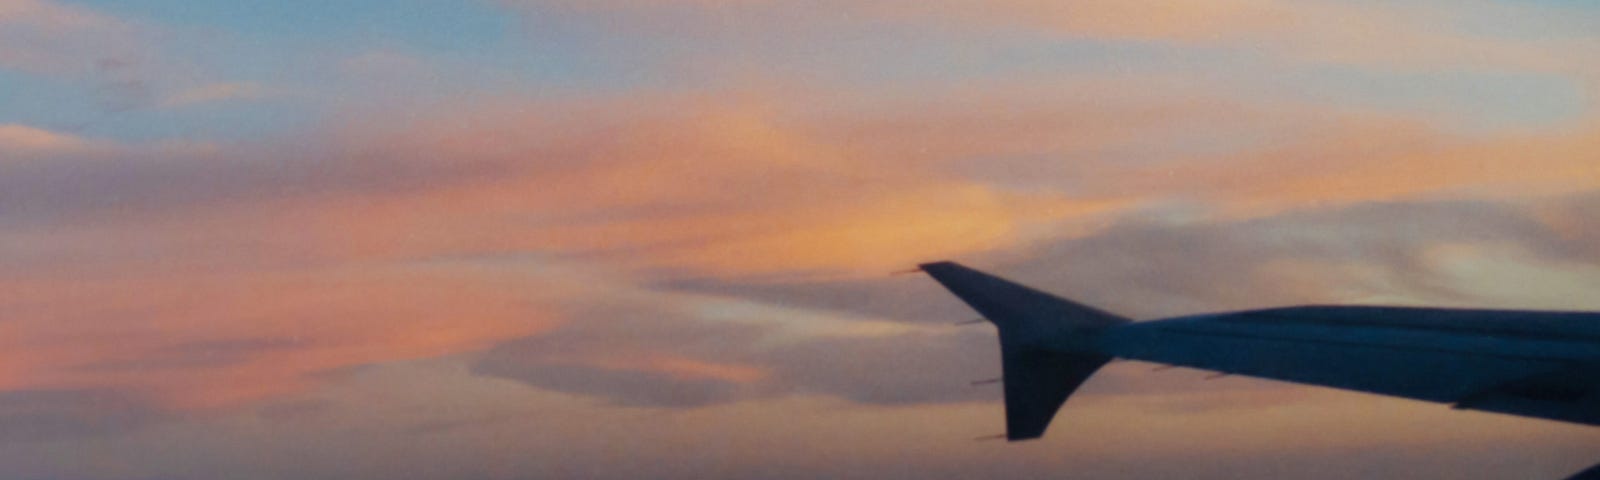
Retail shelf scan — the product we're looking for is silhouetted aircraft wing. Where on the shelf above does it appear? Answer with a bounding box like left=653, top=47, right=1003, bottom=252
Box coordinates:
left=1568, top=462, right=1600, bottom=480
left=916, top=261, right=1600, bottom=442
left=1105, top=305, right=1600, bottom=426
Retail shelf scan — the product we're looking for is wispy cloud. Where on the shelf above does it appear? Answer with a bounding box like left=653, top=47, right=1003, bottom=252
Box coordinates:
left=2, top=68, right=1595, bottom=417
left=0, top=124, right=97, bottom=156
left=0, top=263, right=562, bottom=408
left=0, top=388, right=170, bottom=442
left=0, top=0, right=142, bottom=75
left=160, top=82, right=270, bottom=108
left=497, top=0, right=1599, bottom=74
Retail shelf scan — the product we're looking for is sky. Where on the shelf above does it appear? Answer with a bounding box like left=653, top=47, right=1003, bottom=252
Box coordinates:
left=1, top=0, right=1599, bottom=478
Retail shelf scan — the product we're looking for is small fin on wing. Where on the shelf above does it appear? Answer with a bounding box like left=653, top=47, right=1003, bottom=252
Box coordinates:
left=916, top=261, right=1126, bottom=441
left=1000, top=350, right=1111, bottom=440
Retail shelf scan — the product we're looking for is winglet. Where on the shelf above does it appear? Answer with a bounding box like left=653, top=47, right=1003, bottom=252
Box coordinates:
left=998, top=350, right=1112, bottom=440
left=915, top=261, right=1126, bottom=441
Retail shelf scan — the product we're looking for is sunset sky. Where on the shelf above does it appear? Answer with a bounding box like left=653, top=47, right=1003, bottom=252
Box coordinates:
left=2, top=1, right=1599, bottom=478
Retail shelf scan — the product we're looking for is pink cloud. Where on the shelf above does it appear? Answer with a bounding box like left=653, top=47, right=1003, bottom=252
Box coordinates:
left=0, top=124, right=97, bottom=157
left=2, top=67, right=1596, bottom=414
left=0, top=264, right=562, bottom=409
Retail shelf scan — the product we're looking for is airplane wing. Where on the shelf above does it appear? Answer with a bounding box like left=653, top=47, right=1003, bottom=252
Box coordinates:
left=916, top=261, right=1600, bottom=442
left=1569, top=462, right=1600, bottom=480
left=1105, top=306, right=1600, bottom=426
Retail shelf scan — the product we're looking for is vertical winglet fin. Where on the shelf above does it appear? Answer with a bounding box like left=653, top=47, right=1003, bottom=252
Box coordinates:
left=915, top=261, right=1126, bottom=441
left=1000, top=350, right=1111, bottom=440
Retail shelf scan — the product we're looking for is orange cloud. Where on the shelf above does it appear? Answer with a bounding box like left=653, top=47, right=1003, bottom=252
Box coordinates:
left=1163, top=117, right=1600, bottom=215
left=4, top=72, right=1595, bottom=414
left=0, top=91, right=1129, bottom=409
left=52, top=85, right=1587, bottom=283
left=273, top=96, right=1130, bottom=279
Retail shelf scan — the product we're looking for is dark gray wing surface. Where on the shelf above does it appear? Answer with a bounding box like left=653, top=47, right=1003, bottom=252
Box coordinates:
left=918, top=262, right=1125, bottom=441
left=999, top=350, right=1110, bottom=440
left=1099, top=306, right=1600, bottom=425
left=1568, top=462, right=1600, bottom=480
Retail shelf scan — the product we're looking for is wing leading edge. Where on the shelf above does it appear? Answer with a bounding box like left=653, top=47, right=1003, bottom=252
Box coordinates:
left=1101, top=306, right=1600, bottom=426
left=916, top=262, right=1600, bottom=441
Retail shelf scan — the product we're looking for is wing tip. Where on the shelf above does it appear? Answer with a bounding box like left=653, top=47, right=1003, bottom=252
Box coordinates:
left=892, top=260, right=960, bottom=276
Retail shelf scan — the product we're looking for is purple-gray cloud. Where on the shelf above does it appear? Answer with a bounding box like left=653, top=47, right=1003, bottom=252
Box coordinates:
left=0, top=389, right=169, bottom=443
left=479, top=192, right=1600, bottom=411
left=664, top=193, right=1600, bottom=322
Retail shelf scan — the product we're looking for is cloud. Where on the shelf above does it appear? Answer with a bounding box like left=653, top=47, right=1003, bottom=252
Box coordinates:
left=667, top=194, right=1600, bottom=322
left=472, top=321, right=994, bottom=409
left=0, top=127, right=493, bottom=230
left=0, top=0, right=173, bottom=113
left=1166, top=120, right=1600, bottom=215
left=340, top=50, right=430, bottom=77
left=457, top=192, right=1600, bottom=410
left=0, top=2, right=1596, bottom=479
left=0, top=0, right=142, bottom=75
left=0, top=264, right=561, bottom=409
left=2, top=83, right=1593, bottom=413
left=404, top=92, right=1596, bottom=280
left=496, top=0, right=1595, bottom=74
left=756, top=330, right=998, bottom=405
left=471, top=328, right=1003, bottom=408
left=2, top=44, right=1595, bottom=419
left=160, top=82, right=270, bottom=108
left=0, top=1, right=276, bottom=115
left=0, top=124, right=97, bottom=157
left=1529, top=191, right=1600, bottom=262
left=475, top=360, right=749, bottom=407
left=468, top=289, right=1286, bottom=408
left=139, top=91, right=1136, bottom=278
left=0, top=388, right=170, bottom=442
left=470, top=299, right=776, bottom=407
left=8, top=77, right=1595, bottom=276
